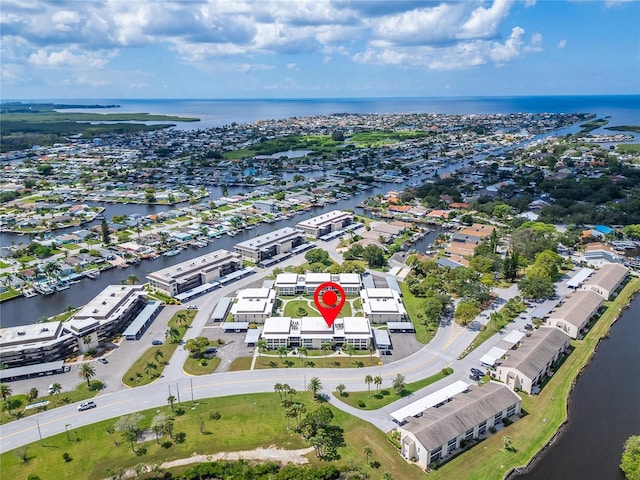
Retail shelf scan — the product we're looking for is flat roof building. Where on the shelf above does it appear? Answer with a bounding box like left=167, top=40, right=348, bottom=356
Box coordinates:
left=0, top=322, right=75, bottom=369
left=295, top=210, right=354, bottom=239
left=274, top=272, right=362, bottom=296
left=261, top=316, right=372, bottom=350
left=234, top=227, right=305, bottom=262
left=147, top=249, right=241, bottom=297
left=230, top=288, right=276, bottom=323
left=360, top=288, right=407, bottom=323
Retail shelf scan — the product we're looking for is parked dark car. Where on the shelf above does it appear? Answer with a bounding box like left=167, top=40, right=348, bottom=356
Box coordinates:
left=152, top=339, right=163, bottom=345
left=470, top=368, right=483, bottom=377
left=524, top=324, right=534, bottom=330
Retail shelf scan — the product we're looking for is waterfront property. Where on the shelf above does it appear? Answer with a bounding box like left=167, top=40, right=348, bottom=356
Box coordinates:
left=295, top=210, right=354, bottom=239
left=360, top=287, right=408, bottom=323
left=581, top=263, right=629, bottom=300
left=0, top=321, right=76, bottom=369
left=0, top=285, right=148, bottom=368
left=274, top=272, right=362, bottom=296
left=146, top=249, right=241, bottom=297
left=494, top=327, right=571, bottom=395
left=234, top=227, right=305, bottom=263
left=547, top=290, right=604, bottom=339
left=396, top=381, right=521, bottom=470
left=261, top=315, right=372, bottom=350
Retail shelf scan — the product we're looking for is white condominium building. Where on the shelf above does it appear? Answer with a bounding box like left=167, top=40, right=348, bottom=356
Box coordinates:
left=146, top=249, right=241, bottom=297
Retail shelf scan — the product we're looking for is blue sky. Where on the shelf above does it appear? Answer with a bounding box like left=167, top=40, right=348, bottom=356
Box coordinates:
left=1, top=0, right=639, bottom=99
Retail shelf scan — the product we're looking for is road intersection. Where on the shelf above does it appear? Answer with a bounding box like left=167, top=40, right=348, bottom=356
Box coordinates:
left=0, top=239, right=578, bottom=454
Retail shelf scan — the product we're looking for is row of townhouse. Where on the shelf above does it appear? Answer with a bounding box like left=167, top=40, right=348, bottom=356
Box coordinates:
left=396, top=381, right=521, bottom=469
left=488, top=263, right=629, bottom=396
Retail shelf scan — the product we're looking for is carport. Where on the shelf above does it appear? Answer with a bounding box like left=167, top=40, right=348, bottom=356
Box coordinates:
left=373, top=329, right=392, bottom=352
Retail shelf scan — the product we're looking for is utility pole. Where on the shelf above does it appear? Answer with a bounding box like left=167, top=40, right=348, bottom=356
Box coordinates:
left=176, top=383, right=181, bottom=405
left=65, top=423, right=71, bottom=442
left=36, top=418, right=43, bottom=445
left=190, top=378, right=194, bottom=404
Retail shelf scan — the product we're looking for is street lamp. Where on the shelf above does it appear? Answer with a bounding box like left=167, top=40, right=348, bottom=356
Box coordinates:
left=65, top=423, right=71, bottom=442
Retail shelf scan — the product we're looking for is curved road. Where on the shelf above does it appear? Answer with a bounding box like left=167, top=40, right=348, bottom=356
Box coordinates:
left=0, top=251, right=577, bottom=454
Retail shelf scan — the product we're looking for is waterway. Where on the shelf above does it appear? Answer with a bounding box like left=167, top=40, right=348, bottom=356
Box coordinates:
left=517, top=295, right=640, bottom=480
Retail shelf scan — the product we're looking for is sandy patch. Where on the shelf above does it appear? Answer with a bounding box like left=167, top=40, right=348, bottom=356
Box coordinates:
left=117, top=445, right=315, bottom=479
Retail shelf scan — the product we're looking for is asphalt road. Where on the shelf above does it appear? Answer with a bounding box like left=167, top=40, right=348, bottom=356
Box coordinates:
left=0, top=248, right=581, bottom=454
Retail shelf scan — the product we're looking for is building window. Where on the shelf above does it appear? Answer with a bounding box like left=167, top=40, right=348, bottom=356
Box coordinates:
left=507, top=404, right=516, bottom=417
left=430, top=451, right=441, bottom=463
left=494, top=411, right=503, bottom=422
left=478, top=421, right=487, bottom=435
left=465, top=428, right=474, bottom=440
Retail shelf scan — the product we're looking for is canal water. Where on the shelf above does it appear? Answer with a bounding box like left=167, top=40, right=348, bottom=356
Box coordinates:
left=517, top=295, right=640, bottom=480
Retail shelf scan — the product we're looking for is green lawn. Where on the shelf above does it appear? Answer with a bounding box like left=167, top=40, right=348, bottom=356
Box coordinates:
left=426, top=278, right=640, bottom=480
left=1, top=380, right=104, bottom=425
left=255, top=354, right=381, bottom=369
left=336, top=368, right=454, bottom=410
left=399, top=281, right=437, bottom=344
left=228, top=357, right=253, bottom=371
left=122, top=310, right=195, bottom=387
left=283, top=299, right=320, bottom=317
left=183, top=357, right=221, bottom=376
left=0, top=260, right=11, bottom=268
left=0, top=391, right=425, bottom=480
left=0, top=287, right=22, bottom=302
left=60, top=243, right=81, bottom=250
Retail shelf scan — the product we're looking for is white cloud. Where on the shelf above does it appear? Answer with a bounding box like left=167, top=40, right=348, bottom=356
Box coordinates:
left=557, top=39, right=567, bottom=49
left=458, top=0, right=514, bottom=39
left=489, top=26, right=524, bottom=64
left=287, top=63, right=297, bottom=69
left=28, top=48, right=114, bottom=69
left=604, top=0, right=633, bottom=7
left=524, top=32, right=543, bottom=52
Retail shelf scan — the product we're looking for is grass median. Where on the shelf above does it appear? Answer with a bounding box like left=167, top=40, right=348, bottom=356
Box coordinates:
left=425, top=277, right=640, bottom=480
left=122, top=310, right=195, bottom=387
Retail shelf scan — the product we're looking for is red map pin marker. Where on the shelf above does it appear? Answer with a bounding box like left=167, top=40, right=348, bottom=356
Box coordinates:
left=314, top=281, right=346, bottom=328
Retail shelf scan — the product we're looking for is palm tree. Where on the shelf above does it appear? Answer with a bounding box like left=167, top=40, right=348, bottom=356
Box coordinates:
left=176, top=312, right=188, bottom=326
left=50, top=382, right=62, bottom=403
left=163, top=415, right=175, bottom=439
left=374, top=375, right=383, bottom=393
left=0, top=383, right=12, bottom=402
left=277, top=345, right=288, bottom=362
left=344, top=344, right=356, bottom=362
left=126, top=274, right=139, bottom=285
left=364, top=446, right=373, bottom=464
left=153, top=349, right=164, bottom=364
left=369, top=343, right=376, bottom=361
left=167, top=395, right=176, bottom=412
left=256, top=338, right=267, bottom=365
left=0, top=383, right=13, bottom=401
left=145, top=362, right=157, bottom=377
left=166, top=326, right=180, bottom=343
left=307, top=377, right=322, bottom=400
left=382, top=472, right=393, bottom=480
left=392, top=373, right=406, bottom=395
left=364, top=375, right=373, bottom=396
left=336, top=384, right=346, bottom=397
left=321, top=341, right=332, bottom=366
left=79, top=363, right=96, bottom=387
left=274, top=383, right=284, bottom=401
left=297, top=346, right=308, bottom=363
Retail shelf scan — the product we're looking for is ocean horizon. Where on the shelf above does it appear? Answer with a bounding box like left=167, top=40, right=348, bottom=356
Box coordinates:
left=4, top=94, right=639, bottom=131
